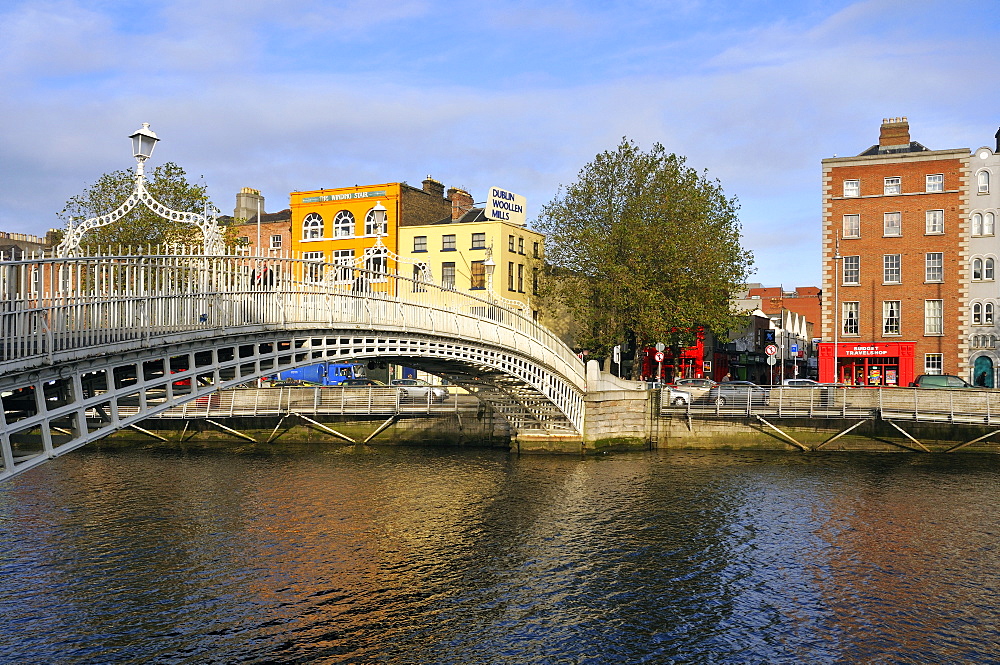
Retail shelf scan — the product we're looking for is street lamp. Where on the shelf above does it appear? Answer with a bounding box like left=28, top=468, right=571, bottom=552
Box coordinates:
left=371, top=201, right=388, bottom=236
left=832, top=234, right=842, bottom=383
left=483, top=256, right=496, bottom=292
left=129, top=122, right=159, bottom=169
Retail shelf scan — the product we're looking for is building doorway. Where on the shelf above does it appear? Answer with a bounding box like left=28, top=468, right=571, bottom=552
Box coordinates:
left=974, top=355, right=994, bottom=388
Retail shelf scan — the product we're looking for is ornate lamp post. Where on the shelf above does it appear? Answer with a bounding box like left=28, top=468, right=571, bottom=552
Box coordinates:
left=56, top=123, right=224, bottom=257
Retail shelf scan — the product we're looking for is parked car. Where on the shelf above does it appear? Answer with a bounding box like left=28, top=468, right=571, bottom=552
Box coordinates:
left=782, top=378, right=822, bottom=387
left=339, top=378, right=386, bottom=388
left=664, top=386, right=692, bottom=407
left=707, top=381, right=769, bottom=406
left=672, top=378, right=718, bottom=400
left=908, top=374, right=973, bottom=389
left=389, top=378, right=449, bottom=402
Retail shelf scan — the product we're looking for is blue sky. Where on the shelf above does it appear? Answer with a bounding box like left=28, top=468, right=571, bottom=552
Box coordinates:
left=1, top=0, right=997, bottom=287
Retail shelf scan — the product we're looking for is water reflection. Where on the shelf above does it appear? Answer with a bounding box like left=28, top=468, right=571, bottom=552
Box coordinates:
left=1, top=448, right=999, bottom=662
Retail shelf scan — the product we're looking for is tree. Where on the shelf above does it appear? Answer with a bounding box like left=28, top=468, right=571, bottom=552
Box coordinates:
left=535, top=138, right=754, bottom=374
left=58, top=162, right=216, bottom=250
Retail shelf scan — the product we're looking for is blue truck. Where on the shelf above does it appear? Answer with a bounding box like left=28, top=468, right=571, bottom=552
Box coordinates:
left=271, top=362, right=366, bottom=386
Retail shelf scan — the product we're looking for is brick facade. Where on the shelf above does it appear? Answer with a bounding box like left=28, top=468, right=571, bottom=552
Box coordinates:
left=820, top=118, right=969, bottom=384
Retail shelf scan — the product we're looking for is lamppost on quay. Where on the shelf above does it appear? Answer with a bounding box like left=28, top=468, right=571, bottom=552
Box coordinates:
left=56, top=123, right=225, bottom=257
left=832, top=234, right=842, bottom=384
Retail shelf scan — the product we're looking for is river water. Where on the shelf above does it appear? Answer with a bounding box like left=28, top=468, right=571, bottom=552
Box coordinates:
left=2, top=445, right=999, bottom=664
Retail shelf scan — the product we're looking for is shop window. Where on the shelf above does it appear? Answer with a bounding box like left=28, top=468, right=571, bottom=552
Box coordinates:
left=844, top=179, right=860, bottom=197
left=926, top=174, right=943, bottom=192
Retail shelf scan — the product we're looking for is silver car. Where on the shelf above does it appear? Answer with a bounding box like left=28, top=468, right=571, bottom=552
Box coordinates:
left=664, top=386, right=692, bottom=407
left=389, top=379, right=449, bottom=402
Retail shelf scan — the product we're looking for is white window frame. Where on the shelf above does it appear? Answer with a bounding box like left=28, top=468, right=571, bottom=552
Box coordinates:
left=986, top=212, right=996, bottom=235
left=333, top=249, right=355, bottom=282
left=333, top=210, right=355, bottom=238
left=442, top=234, right=456, bottom=251
left=843, top=255, right=860, bottom=285
left=987, top=258, right=996, bottom=281
left=270, top=234, right=282, bottom=249
left=884, top=177, right=901, bottom=195
left=926, top=174, right=944, bottom=192
left=974, top=258, right=984, bottom=281
left=979, top=170, right=990, bottom=194
left=843, top=214, right=860, bottom=238
left=302, top=212, right=324, bottom=240
left=987, top=302, right=995, bottom=325
left=973, top=212, right=984, bottom=236
left=364, top=208, right=387, bottom=236
left=441, top=261, right=456, bottom=289
left=843, top=179, right=860, bottom=197
left=884, top=211, right=901, bottom=236
left=303, top=251, right=324, bottom=282
left=413, top=235, right=427, bottom=252
left=924, top=299, right=943, bottom=335
left=883, top=300, right=900, bottom=335
left=924, top=353, right=943, bottom=375
left=974, top=302, right=983, bottom=325
left=925, top=209, right=944, bottom=234
left=842, top=302, right=859, bottom=336
left=883, top=254, right=900, bottom=284
left=925, top=253, right=943, bottom=282
left=364, top=246, right=388, bottom=283
left=471, top=232, right=486, bottom=249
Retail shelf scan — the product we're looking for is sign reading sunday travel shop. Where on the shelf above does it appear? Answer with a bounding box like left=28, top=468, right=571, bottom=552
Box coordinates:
left=486, top=187, right=527, bottom=225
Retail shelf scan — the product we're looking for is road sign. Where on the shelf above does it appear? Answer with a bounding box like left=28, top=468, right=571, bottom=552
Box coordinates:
left=654, top=351, right=665, bottom=363
left=790, top=344, right=798, bottom=354
left=767, top=356, right=777, bottom=366
left=764, top=344, right=778, bottom=356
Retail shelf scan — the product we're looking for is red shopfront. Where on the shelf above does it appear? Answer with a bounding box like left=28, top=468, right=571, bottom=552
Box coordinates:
left=817, top=341, right=915, bottom=386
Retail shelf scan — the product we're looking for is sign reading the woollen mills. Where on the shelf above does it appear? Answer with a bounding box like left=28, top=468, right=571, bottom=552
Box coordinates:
left=486, top=187, right=527, bottom=225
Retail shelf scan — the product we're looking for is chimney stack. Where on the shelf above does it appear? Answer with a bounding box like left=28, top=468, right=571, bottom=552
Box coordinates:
left=422, top=176, right=445, bottom=199
left=994, top=126, right=1000, bottom=153
left=879, top=117, right=910, bottom=148
left=447, top=188, right=474, bottom=220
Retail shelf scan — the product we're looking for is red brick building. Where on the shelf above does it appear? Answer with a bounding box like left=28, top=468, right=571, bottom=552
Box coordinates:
left=746, top=285, right=821, bottom=327
left=819, top=118, right=969, bottom=385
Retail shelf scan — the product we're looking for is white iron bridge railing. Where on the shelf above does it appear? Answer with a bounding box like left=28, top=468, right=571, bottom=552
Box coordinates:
left=670, top=385, right=1000, bottom=426
left=0, top=250, right=586, bottom=429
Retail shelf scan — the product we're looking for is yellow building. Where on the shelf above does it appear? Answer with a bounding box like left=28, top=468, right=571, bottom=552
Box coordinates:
left=289, top=178, right=454, bottom=290
left=397, top=200, right=544, bottom=316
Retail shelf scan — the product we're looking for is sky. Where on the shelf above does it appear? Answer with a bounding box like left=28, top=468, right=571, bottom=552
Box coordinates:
left=1, top=0, right=998, bottom=287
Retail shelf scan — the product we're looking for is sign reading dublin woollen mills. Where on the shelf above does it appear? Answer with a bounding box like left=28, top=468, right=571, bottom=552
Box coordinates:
left=486, top=187, right=527, bottom=225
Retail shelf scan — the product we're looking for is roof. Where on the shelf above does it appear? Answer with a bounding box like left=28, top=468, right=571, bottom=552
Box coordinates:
left=858, top=141, right=929, bottom=156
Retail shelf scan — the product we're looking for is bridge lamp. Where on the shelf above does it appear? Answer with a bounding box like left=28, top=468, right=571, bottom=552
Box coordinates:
left=129, top=123, right=159, bottom=162
left=371, top=201, right=388, bottom=236
left=483, top=256, right=496, bottom=296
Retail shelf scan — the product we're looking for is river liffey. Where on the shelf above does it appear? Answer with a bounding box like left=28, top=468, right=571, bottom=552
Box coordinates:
left=2, top=446, right=1000, bottom=663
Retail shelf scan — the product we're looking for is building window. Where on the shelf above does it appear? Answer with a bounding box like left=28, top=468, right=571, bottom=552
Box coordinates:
left=508, top=235, right=515, bottom=252
left=884, top=177, right=901, bottom=195
left=364, top=207, right=387, bottom=236
left=303, top=212, right=324, bottom=240
left=974, top=258, right=984, bottom=281
left=883, top=300, right=900, bottom=335
left=883, top=254, right=900, bottom=284
left=843, top=255, right=860, bottom=285
left=442, top=262, right=455, bottom=289
left=471, top=232, right=486, bottom=249
left=518, top=237, right=525, bottom=255
left=988, top=303, right=995, bottom=325
left=925, top=253, right=943, bottom=282
left=843, top=179, right=860, bottom=197
left=987, top=212, right=996, bottom=235
left=843, top=214, right=860, bottom=238
left=532, top=267, right=539, bottom=295
left=973, top=213, right=984, bottom=236
left=364, top=247, right=388, bottom=282
left=333, top=249, right=355, bottom=282
left=303, top=251, right=324, bottom=282
left=925, top=354, right=943, bottom=375
left=842, top=302, right=859, bottom=336
left=926, top=174, right=944, bottom=192
left=442, top=234, right=456, bottom=251
left=238, top=236, right=250, bottom=246
left=334, top=210, right=354, bottom=238
left=470, top=261, right=486, bottom=289
left=925, top=299, right=943, bottom=335
left=507, top=262, right=515, bottom=291
left=979, top=170, right=991, bottom=194
left=412, top=264, right=426, bottom=292
left=533, top=241, right=540, bottom=258
left=413, top=236, right=427, bottom=252
left=270, top=234, right=282, bottom=249
left=925, top=209, right=944, bottom=234
left=987, top=258, right=996, bottom=281
left=974, top=302, right=983, bottom=325
left=517, top=263, right=524, bottom=292
left=884, top=212, right=901, bottom=236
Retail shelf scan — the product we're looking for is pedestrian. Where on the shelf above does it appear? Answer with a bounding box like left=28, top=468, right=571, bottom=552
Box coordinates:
left=722, top=373, right=731, bottom=382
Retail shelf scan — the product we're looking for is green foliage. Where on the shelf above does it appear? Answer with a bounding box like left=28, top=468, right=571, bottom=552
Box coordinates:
left=535, top=138, right=753, bottom=357
left=58, top=162, right=215, bottom=250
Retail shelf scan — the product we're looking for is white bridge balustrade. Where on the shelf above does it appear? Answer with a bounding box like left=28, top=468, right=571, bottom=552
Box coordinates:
left=0, top=251, right=587, bottom=481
